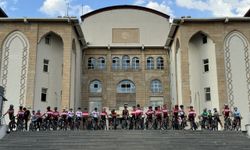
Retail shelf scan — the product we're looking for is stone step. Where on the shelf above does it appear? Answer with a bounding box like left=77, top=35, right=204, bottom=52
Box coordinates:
left=0, top=130, right=249, bottom=150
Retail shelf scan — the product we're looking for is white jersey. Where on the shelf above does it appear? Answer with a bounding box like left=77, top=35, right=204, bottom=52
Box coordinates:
left=91, top=111, right=100, bottom=118
left=76, top=111, right=82, bottom=118
left=68, top=111, right=74, bottom=118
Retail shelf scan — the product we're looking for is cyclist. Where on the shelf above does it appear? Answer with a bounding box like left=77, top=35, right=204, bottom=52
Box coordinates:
left=100, top=108, right=108, bottom=130
left=122, top=104, right=129, bottom=129
left=35, top=110, right=42, bottom=130
left=213, top=108, right=223, bottom=128
left=130, top=106, right=137, bottom=129
left=188, top=106, right=197, bottom=130
left=67, top=108, right=75, bottom=130
left=110, top=109, right=118, bottom=130
left=179, top=105, right=186, bottom=129
left=207, top=109, right=213, bottom=129
left=82, top=108, right=89, bottom=129
left=16, top=106, right=25, bottom=130
left=23, top=107, right=30, bottom=131
left=201, top=108, right=208, bottom=129
left=145, top=106, right=154, bottom=129
left=30, top=110, right=37, bottom=130
left=222, top=104, right=231, bottom=129
left=53, top=107, right=60, bottom=129
left=135, top=104, right=143, bottom=129
left=162, top=104, right=169, bottom=129
left=232, top=107, right=241, bottom=129
left=155, top=106, right=162, bottom=129
left=60, top=108, right=68, bottom=129
left=75, top=107, right=83, bottom=121
left=91, top=108, right=100, bottom=129
left=4, top=104, right=15, bottom=131
left=172, top=105, right=179, bottom=129
left=75, top=107, right=82, bottom=130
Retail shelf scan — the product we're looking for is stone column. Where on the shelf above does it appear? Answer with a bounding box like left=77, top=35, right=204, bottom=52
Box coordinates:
left=61, top=32, right=72, bottom=109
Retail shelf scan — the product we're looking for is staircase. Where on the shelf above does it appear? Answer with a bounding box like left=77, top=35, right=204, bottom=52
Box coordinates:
left=0, top=130, right=249, bottom=150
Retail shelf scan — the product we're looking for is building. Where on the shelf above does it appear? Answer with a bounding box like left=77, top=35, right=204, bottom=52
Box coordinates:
left=81, top=5, right=170, bottom=111
left=0, top=5, right=250, bottom=129
left=167, top=16, right=250, bottom=128
left=0, top=17, right=84, bottom=113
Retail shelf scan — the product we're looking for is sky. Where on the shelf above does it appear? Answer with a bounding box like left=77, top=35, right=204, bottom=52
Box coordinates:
left=0, top=0, right=249, bottom=19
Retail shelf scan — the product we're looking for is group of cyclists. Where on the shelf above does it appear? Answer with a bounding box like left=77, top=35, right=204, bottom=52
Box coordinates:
left=2, top=103, right=242, bottom=132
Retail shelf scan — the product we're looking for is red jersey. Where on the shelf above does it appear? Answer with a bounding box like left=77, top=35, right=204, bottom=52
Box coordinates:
left=53, top=111, right=60, bottom=118
left=36, top=112, right=42, bottom=118
left=188, top=110, right=196, bottom=118
left=162, top=109, right=168, bottom=118
left=82, top=112, right=89, bottom=118
left=223, top=108, right=230, bottom=117
left=100, top=111, right=107, bottom=116
left=146, top=110, right=154, bottom=118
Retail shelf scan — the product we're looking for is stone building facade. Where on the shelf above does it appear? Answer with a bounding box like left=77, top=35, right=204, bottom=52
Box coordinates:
left=81, top=6, right=171, bottom=111
left=167, top=17, right=250, bottom=128
left=0, top=18, right=84, bottom=115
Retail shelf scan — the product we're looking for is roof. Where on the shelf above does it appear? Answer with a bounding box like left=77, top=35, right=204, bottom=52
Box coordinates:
left=0, top=7, right=7, bottom=17
left=244, top=9, right=250, bottom=17
left=0, top=17, right=79, bottom=23
left=165, top=17, right=250, bottom=48
left=0, top=17, right=86, bottom=46
left=81, top=5, right=170, bottom=21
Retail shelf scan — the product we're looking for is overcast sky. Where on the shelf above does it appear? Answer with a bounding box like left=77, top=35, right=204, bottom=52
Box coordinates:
left=0, top=0, right=249, bottom=18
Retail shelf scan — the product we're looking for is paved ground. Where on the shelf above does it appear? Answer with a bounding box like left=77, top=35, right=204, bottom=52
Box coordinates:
left=0, top=130, right=249, bottom=150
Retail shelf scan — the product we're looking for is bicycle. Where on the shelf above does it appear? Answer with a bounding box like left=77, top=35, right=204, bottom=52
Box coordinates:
left=224, top=116, right=232, bottom=131
left=232, top=117, right=241, bottom=131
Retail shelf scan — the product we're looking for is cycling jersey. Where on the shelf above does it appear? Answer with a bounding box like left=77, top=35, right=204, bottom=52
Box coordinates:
left=162, top=109, right=168, bottom=118
left=76, top=111, right=82, bottom=118
left=179, top=110, right=185, bottom=118
left=188, top=110, right=196, bottom=119
left=17, top=110, right=24, bottom=119
left=233, top=110, right=241, bottom=117
left=82, top=112, right=89, bottom=118
left=100, top=111, right=107, bottom=120
left=173, top=109, right=179, bottom=117
left=155, top=110, right=162, bottom=119
left=223, top=109, right=230, bottom=117
left=122, top=109, right=129, bottom=117
left=53, top=111, right=60, bottom=118
left=131, top=110, right=136, bottom=118
left=91, top=111, right=99, bottom=118
left=135, top=109, right=143, bottom=117
left=46, top=111, right=53, bottom=118
left=61, top=111, right=68, bottom=118
left=202, top=112, right=208, bottom=118
left=68, top=111, right=74, bottom=118
left=146, top=110, right=154, bottom=119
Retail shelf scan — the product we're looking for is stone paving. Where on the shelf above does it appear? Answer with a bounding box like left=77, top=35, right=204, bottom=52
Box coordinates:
left=0, top=130, right=249, bottom=150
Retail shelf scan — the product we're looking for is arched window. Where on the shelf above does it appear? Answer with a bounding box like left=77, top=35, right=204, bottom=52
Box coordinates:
left=88, top=57, right=96, bottom=69
left=151, top=80, right=162, bottom=93
left=117, top=80, right=136, bottom=93
left=132, top=57, right=140, bottom=70
left=98, top=57, right=105, bottom=69
left=157, top=57, right=164, bottom=70
left=147, top=57, right=154, bottom=70
left=90, top=80, right=102, bottom=93
left=112, top=57, right=120, bottom=70
left=122, top=55, right=130, bottom=69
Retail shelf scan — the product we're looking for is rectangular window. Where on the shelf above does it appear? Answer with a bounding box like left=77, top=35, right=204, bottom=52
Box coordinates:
left=204, top=87, right=211, bottom=101
left=41, top=88, right=48, bottom=102
left=45, top=35, right=51, bottom=45
left=203, top=59, right=209, bottom=72
left=202, top=36, right=207, bottom=44
left=43, top=59, right=49, bottom=72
